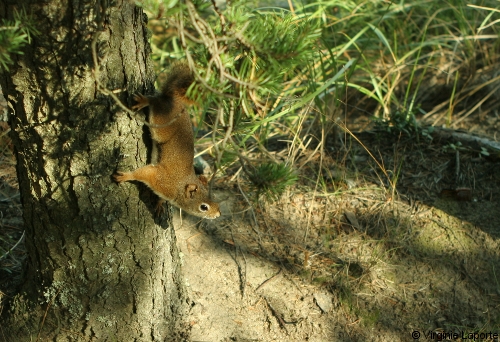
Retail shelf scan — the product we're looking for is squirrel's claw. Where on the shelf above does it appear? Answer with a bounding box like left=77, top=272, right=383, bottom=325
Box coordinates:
left=131, top=94, right=149, bottom=111
left=155, top=199, right=166, bottom=218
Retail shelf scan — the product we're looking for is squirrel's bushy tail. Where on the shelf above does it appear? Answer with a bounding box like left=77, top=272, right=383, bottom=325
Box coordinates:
left=161, top=61, right=194, bottom=101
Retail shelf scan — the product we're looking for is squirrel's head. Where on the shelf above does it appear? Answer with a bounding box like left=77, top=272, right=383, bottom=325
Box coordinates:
left=181, top=176, right=221, bottom=219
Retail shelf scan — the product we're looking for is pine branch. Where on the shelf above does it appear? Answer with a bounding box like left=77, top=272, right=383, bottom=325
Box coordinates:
left=0, top=8, right=39, bottom=71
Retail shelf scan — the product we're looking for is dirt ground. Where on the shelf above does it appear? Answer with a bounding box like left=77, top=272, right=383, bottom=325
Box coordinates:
left=174, top=125, right=500, bottom=341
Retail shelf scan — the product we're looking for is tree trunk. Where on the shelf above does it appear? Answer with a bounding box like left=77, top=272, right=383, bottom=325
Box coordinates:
left=0, top=1, right=189, bottom=340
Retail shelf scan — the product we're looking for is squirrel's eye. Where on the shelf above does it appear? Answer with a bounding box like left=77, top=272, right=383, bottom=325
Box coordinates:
left=200, top=204, right=209, bottom=212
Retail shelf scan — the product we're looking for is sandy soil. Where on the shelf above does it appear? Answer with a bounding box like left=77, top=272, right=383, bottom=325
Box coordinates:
left=175, top=129, right=500, bottom=342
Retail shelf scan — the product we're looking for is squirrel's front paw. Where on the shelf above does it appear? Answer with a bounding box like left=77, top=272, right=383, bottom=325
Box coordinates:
left=113, top=171, right=129, bottom=183
left=154, top=199, right=166, bottom=217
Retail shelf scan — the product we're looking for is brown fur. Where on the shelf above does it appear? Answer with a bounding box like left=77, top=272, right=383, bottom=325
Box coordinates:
left=114, top=62, right=220, bottom=219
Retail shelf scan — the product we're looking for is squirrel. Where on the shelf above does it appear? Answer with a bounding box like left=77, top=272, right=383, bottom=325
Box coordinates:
left=113, top=61, right=221, bottom=219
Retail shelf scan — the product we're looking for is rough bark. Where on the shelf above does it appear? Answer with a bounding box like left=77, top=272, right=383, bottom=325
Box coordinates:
left=0, top=0, right=189, bottom=340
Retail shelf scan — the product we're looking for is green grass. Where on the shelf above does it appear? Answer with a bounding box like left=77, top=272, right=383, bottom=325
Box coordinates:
left=139, top=0, right=499, bottom=199
left=2, top=0, right=494, bottom=207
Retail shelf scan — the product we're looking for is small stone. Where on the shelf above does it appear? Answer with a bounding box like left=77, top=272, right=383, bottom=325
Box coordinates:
left=314, top=292, right=333, bottom=313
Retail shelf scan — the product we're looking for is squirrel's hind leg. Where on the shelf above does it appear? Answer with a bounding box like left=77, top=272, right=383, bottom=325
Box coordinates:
left=131, top=94, right=150, bottom=111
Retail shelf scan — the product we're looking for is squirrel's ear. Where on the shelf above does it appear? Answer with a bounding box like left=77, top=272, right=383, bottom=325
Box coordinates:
left=198, top=175, right=208, bottom=186
left=185, top=184, right=198, bottom=198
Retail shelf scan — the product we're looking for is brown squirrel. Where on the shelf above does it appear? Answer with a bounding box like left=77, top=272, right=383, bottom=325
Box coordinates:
left=113, top=62, right=221, bottom=219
